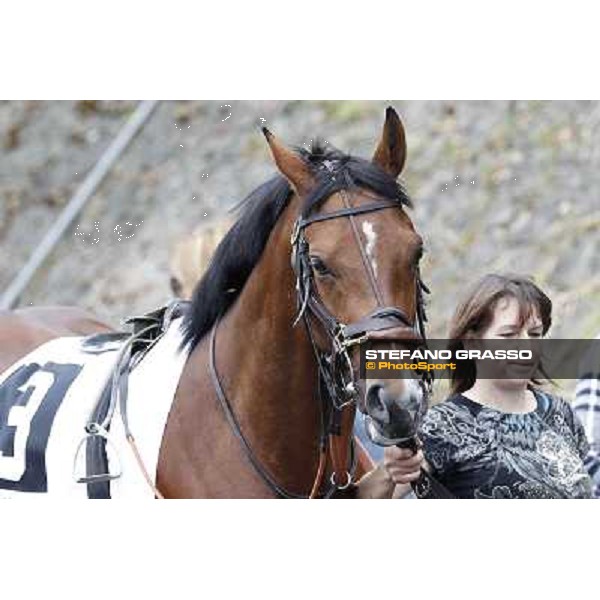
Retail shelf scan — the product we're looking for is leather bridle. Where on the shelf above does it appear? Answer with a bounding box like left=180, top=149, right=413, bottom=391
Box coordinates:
left=208, top=179, right=433, bottom=499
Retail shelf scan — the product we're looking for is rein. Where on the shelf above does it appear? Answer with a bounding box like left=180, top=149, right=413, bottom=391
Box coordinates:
left=208, top=313, right=350, bottom=499
left=209, top=311, right=357, bottom=499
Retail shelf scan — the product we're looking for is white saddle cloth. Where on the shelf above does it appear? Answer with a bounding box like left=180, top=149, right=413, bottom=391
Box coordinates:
left=0, top=318, right=188, bottom=499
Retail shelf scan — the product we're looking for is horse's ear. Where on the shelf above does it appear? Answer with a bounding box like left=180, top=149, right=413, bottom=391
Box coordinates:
left=262, top=128, right=314, bottom=195
left=372, top=106, right=407, bottom=178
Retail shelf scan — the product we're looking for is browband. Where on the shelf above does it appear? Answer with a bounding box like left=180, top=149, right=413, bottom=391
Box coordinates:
left=296, top=199, right=399, bottom=231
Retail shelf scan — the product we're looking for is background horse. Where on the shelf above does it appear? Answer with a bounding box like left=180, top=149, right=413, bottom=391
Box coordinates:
left=0, top=306, right=113, bottom=372
left=0, top=107, right=428, bottom=497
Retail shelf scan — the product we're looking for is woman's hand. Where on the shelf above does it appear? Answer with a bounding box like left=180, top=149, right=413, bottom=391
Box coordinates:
left=383, top=445, right=424, bottom=485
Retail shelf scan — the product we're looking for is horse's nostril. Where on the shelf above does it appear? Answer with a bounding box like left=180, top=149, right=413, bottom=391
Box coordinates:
left=366, top=384, right=387, bottom=419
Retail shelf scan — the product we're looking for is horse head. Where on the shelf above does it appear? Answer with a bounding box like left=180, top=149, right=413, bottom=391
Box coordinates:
left=263, top=106, right=429, bottom=452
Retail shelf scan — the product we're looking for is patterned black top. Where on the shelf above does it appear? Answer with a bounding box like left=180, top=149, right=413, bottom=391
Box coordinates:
left=419, top=388, right=593, bottom=499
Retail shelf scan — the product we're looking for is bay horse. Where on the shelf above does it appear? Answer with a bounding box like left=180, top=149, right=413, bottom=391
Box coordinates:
left=0, top=106, right=429, bottom=498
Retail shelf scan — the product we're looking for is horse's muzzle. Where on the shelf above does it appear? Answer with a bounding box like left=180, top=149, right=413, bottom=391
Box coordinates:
left=362, top=377, right=424, bottom=446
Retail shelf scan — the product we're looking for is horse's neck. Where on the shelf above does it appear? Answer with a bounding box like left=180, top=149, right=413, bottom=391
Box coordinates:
left=197, top=206, right=322, bottom=494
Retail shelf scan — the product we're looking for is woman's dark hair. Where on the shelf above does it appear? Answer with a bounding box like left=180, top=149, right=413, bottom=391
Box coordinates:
left=448, top=273, right=552, bottom=394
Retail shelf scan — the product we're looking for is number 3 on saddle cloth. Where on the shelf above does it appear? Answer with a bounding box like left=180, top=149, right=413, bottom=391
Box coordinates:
left=0, top=313, right=188, bottom=498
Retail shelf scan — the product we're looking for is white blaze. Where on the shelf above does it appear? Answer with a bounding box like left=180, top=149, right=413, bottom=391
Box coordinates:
left=361, top=221, right=378, bottom=277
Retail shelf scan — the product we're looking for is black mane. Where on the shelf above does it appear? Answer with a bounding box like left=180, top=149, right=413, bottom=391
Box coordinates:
left=181, top=141, right=412, bottom=351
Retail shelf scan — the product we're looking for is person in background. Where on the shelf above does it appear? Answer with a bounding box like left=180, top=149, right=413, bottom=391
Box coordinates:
left=572, top=333, right=600, bottom=498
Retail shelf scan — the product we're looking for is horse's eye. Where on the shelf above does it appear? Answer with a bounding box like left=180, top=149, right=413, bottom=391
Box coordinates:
left=309, top=255, right=333, bottom=277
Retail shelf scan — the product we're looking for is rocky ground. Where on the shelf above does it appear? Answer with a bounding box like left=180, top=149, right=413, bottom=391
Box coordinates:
left=1, top=101, right=599, bottom=398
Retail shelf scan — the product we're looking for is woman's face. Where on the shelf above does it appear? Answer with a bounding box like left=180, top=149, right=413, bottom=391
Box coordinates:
left=482, top=296, right=544, bottom=340
left=474, top=295, right=544, bottom=387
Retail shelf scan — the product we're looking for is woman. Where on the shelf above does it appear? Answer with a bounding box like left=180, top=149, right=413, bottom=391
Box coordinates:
left=358, top=274, right=593, bottom=499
